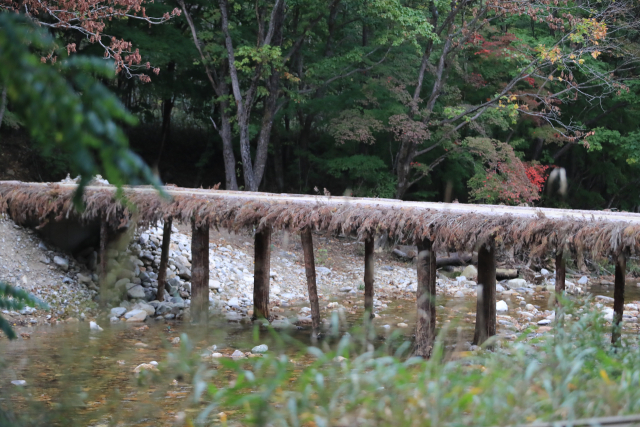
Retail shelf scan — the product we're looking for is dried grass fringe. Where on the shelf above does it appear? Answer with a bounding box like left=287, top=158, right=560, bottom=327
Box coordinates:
left=1, top=183, right=639, bottom=260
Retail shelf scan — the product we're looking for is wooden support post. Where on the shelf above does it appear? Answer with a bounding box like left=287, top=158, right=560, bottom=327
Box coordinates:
left=473, top=238, right=496, bottom=346
left=156, top=218, right=173, bottom=302
left=555, top=250, right=566, bottom=307
left=99, top=212, right=108, bottom=283
left=253, top=227, right=272, bottom=320
left=612, top=252, right=626, bottom=345
left=364, top=236, right=375, bottom=318
left=191, top=219, right=210, bottom=324
left=98, top=212, right=109, bottom=306
left=414, top=238, right=437, bottom=358
left=301, top=229, right=321, bottom=338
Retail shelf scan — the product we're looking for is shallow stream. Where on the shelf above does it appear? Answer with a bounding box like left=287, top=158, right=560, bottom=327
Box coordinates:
left=1, top=280, right=638, bottom=425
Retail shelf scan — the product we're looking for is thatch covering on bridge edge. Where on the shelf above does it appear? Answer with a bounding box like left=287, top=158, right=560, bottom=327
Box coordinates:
left=1, top=181, right=639, bottom=260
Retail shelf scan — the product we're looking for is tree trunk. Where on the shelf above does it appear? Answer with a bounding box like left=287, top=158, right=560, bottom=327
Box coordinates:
left=156, top=219, right=172, bottom=303
left=154, top=62, right=176, bottom=172
left=297, top=113, right=315, bottom=191
left=364, top=236, right=375, bottom=318
left=0, top=86, right=7, bottom=129
left=301, top=229, right=320, bottom=338
left=414, top=237, right=437, bottom=358
left=191, top=220, right=210, bottom=324
left=272, top=134, right=285, bottom=192
left=253, top=71, right=279, bottom=189
left=253, top=228, right=272, bottom=320
left=473, top=238, right=496, bottom=346
left=219, top=99, right=238, bottom=190
left=555, top=250, right=565, bottom=307
left=155, top=97, right=174, bottom=170
left=612, top=252, right=626, bottom=345
left=394, top=136, right=416, bottom=199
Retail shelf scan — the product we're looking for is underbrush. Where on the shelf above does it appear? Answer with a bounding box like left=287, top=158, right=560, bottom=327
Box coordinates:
left=2, top=298, right=640, bottom=426
left=171, top=300, right=640, bottom=426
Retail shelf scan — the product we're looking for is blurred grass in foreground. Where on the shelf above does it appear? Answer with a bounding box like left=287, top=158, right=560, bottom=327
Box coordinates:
left=1, top=297, right=639, bottom=427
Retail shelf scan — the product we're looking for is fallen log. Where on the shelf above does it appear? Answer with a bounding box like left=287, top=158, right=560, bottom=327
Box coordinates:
left=393, top=249, right=473, bottom=267
left=436, top=253, right=473, bottom=267
left=496, top=268, right=518, bottom=280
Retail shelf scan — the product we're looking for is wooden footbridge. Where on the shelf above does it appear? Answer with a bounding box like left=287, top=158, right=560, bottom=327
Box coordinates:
left=2, top=181, right=640, bottom=356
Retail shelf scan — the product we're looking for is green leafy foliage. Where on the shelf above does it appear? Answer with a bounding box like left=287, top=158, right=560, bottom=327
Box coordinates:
left=0, top=281, right=48, bottom=340
left=171, top=300, right=640, bottom=426
left=0, top=14, right=160, bottom=203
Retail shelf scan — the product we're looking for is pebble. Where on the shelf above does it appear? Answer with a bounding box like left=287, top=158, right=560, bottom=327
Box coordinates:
left=11, top=380, right=26, bottom=386
left=508, top=278, right=527, bottom=288
left=133, top=363, right=157, bottom=374
left=231, top=350, right=245, bottom=358
left=397, top=322, right=408, bottom=328
left=53, top=256, right=69, bottom=271
left=251, top=344, right=268, bottom=354
left=537, top=319, right=551, bottom=325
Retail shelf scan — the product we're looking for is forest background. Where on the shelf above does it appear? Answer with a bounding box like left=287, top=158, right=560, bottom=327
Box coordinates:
left=1, top=0, right=639, bottom=211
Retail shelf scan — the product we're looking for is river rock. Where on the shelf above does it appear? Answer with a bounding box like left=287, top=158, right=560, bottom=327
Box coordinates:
left=496, top=284, right=505, bottom=292
left=231, top=350, right=245, bottom=358
left=227, top=297, right=240, bottom=308
left=11, top=380, right=26, bottom=386
left=124, top=309, right=146, bottom=319
left=144, top=289, right=156, bottom=302
left=20, top=306, right=36, bottom=315
left=209, top=280, right=221, bottom=290
left=155, top=302, right=173, bottom=316
left=77, top=273, right=92, bottom=284
left=461, top=265, right=478, bottom=280
left=251, top=344, right=268, bottom=354
left=89, top=321, right=103, bottom=332
left=126, top=310, right=147, bottom=322
left=537, top=319, right=551, bottom=325
left=133, top=363, right=157, bottom=374
left=271, top=319, right=292, bottom=329
left=578, top=276, right=589, bottom=285
left=176, top=263, right=191, bottom=280
left=166, top=277, right=181, bottom=295
left=508, top=278, right=527, bottom=288
left=496, top=300, right=508, bottom=312
left=540, top=268, right=550, bottom=276
left=225, top=311, right=243, bottom=321
left=127, top=285, right=146, bottom=299
left=454, top=291, right=465, bottom=297
left=596, top=295, right=614, bottom=303
left=53, top=256, right=69, bottom=271
left=136, top=303, right=155, bottom=316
